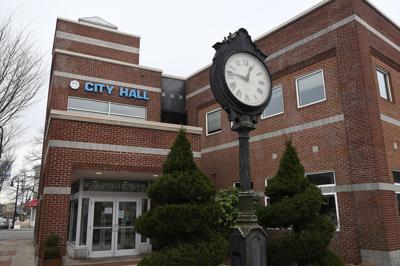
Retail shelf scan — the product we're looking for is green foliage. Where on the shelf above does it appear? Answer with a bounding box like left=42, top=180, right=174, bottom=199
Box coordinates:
left=214, top=189, right=239, bottom=235
left=257, top=141, right=343, bottom=266
left=136, top=129, right=228, bottom=265
left=135, top=203, right=221, bottom=246
left=44, top=234, right=59, bottom=247
left=162, top=129, right=197, bottom=175
left=148, top=170, right=215, bottom=205
left=44, top=234, right=60, bottom=259
left=139, top=235, right=228, bottom=266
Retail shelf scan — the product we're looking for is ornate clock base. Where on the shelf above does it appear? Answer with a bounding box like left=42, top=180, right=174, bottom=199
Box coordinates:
left=229, top=222, right=267, bottom=266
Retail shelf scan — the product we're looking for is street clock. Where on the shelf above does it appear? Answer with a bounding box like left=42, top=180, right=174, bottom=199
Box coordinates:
left=209, top=28, right=272, bottom=123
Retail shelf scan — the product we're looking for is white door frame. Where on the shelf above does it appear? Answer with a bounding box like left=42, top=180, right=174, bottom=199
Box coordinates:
left=87, top=197, right=141, bottom=258
left=114, top=199, right=140, bottom=256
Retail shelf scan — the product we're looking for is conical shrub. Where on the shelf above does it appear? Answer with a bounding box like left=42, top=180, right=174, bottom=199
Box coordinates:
left=135, top=129, right=228, bottom=265
left=257, top=141, right=343, bottom=266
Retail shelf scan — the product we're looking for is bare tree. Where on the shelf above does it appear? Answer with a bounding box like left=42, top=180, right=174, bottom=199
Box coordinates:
left=0, top=14, right=45, bottom=158
left=25, top=128, right=44, bottom=165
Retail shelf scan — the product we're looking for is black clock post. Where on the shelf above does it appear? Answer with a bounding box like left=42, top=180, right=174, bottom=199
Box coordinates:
left=210, top=29, right=272, bottom=266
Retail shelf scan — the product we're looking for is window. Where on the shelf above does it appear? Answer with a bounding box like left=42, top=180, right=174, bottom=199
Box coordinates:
left=307, top=171, right=335, bottom=187
left=262, top=86, right=284, bottom=118
left=376, top=69, right=392, bottom=101
left=67, top=97, right=146, bottom=119
left=393, top=170, right=400, bottom=184
left=396, top=193, right=400, bottom=215
left=141, top=198, right=150, bottom=244
left=296, top=70, right=326, bottom=108
left=206, top=109, right=221, bottom=135
left=264, top=178, right=270, bottom=206
left=306, top=171, right=339, bottom=228
left=109, top=102, right=146, bottom=118
left=68, top=199, right=79, bottom=243
left=320, top=193, right=339, bottom=228
left=79, top=198, right=89, bottom=245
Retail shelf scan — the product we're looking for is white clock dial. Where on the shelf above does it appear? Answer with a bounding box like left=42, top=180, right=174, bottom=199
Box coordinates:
left=224, top=52, right=271, bottom=106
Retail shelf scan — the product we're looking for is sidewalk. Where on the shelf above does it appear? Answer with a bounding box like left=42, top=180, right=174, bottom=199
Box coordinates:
left=0, top=238, right=35, bottom=266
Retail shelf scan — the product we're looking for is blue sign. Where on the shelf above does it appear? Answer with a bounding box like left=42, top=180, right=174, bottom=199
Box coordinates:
left=82, top=82, right=149, bottom=101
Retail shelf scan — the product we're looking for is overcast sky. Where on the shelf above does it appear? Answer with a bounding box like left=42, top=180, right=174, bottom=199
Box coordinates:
left=0, top=0, right=399, bottom=202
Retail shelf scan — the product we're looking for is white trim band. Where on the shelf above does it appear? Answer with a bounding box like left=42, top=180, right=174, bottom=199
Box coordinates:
left=266, top=15, right=357, bottom=61
left=49, top=109, right=202, bottom=135
left=185, top=14, right=400, bottom=98
left=56, top=31, right=140, bottom=54
left=186, top=85, right=211, bottom=100
left=48, top=139, right=201, bottom=158
left=202, top=114, right=344, bottom=154
left=381, top=113, right=400, bottom=127
left=54, top=49, right=162, bottom=73
left=43, top=187, right=71, bottom=195
left=320, top=182, right=400, bottom=194
left=53, top=71, right=161, bottom=93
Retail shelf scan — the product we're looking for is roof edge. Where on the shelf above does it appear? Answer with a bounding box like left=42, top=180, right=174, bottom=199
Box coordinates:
left=57, top=17, right=141, bottom=38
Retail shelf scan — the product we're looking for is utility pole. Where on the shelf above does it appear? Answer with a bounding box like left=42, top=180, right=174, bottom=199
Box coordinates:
left=0, top=126, right=3, bottom=160
left=11, top=176, right=20, bottom=229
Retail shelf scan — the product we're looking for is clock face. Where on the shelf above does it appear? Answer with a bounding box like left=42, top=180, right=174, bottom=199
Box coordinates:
left=224, top=52, right=271, bottom=107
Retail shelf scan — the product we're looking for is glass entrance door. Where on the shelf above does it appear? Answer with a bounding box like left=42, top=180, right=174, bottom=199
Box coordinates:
left=90, top=200, right=114, bottom=257
left=88, top=199, right=139, bottom=258
left=115, top=200, right=137, bottom=256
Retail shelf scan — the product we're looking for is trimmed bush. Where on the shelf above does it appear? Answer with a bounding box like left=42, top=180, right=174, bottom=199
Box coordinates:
left=139, top=235, right=228, bottom=266
left=135, top=203, right=221, bottom=245
left=257, top=141, right=343, bottom=266
left=44, top=234, right=60, bottom=259
left=148, top=170, right=215, bottom=205
left=135, top=129, right=228, bottom=265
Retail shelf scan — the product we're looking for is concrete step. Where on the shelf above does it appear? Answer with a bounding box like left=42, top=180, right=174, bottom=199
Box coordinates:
left=64, top=255, right=142, bottom=266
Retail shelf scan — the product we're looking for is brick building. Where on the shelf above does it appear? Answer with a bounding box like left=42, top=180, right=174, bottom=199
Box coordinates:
left=37, top=0, right=400, bottom=265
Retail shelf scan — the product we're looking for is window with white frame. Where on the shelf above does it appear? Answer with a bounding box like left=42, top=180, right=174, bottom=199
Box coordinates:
left=393, top=170, right=400, bottom=184
left=206, top=109, right=221, bottom=135
left=306, top=171, right=339, bottom=228
left=376, top=68, right=392, bottom=101
left=262, top=86, right=284, bottom=118
left=307, top=171, right=335, bottom=187
left=264, top=178, right=270, bottom=206
left=67, top=97, right=146, bottom=119
left=396, top=193, right=400, bottom=215
left=296, top=70, right=326, bottom=108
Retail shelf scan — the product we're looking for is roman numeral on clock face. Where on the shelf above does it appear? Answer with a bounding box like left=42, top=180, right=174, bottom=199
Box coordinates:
left=257, top=88, right=264, bottom=95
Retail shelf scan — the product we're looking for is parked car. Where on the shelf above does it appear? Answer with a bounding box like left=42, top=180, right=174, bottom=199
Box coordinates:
left=0, top=217, right=8, bottom=229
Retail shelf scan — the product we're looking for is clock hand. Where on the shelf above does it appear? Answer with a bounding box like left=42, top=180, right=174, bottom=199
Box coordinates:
left=246, top=64, right=255, bottom=81
left=227, top=70, right=247, bottom=81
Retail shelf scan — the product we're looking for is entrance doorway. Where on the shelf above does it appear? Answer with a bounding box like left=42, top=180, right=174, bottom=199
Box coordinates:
left=88, top=199, right=139, bottom=258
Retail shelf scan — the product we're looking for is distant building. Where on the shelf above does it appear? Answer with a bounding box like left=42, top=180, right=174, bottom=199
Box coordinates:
left=36, top=1, right=400, bottom=265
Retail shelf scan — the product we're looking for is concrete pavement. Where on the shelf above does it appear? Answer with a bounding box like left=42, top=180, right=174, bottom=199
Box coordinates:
left=0, top=229, right=34, bottom=266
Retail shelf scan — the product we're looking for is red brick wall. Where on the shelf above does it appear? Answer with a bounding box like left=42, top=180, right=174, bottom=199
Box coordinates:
left=37, top=122, right=201, bottom=258
left=50, top=53, right=162, bottom=121
left=55, top=19, right=140, bottom=64
left=185, top=0, right=400, bottom=264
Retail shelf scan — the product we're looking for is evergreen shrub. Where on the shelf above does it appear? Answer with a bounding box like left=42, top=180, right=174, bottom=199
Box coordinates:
left=135, top=129, right=228, bottom=266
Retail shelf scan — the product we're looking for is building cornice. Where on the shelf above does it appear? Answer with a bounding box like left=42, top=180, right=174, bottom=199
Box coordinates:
left=57, top=17, right=141, bottom=38
left=48, top=109, right=203, bottom=135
